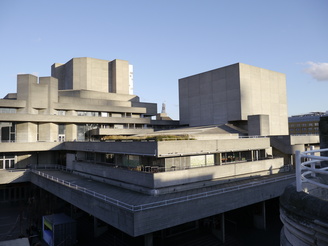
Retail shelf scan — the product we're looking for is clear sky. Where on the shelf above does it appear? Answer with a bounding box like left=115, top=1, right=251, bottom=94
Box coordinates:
left=0, top=0, right=327, bottom=120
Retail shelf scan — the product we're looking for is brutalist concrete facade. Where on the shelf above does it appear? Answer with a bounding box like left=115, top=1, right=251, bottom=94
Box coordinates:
left=179, top=63, right=288, bottom=135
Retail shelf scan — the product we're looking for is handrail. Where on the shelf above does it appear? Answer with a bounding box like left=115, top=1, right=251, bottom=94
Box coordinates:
left=31, top=169, right=294, bottom=212
left=295, top=148, right=328, bottom=193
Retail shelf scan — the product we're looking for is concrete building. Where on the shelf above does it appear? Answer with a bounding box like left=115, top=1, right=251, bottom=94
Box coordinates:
left=51, top=57, right=133, bottom=95
left=0, top=59, right=320, bottom=245
left=179, top=63, right=288, bottom=136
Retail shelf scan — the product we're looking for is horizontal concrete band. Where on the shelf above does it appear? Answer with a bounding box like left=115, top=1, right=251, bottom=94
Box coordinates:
left=30, top=170, right=294, bottom=236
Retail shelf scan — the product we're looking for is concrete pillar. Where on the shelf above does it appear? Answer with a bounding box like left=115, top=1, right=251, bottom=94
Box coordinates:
left=215, top=153, right=222, bottom=165
left=39, top=123, right=58, bottom=142
left=253, top=201, right=266, bottom=230
left=66, top=124, right=77, bottom=141
left=16, top=122, right=37, bottom=142
left=211, top=213, right=225, bottom=243
left=219, top=213, right=225, bottom=243
left=93, top=217, right=108, bottom=238
left=144, top=233, right=153, bottom=246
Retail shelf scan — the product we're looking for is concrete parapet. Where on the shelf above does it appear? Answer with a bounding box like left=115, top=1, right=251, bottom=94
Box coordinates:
left=30, top=170, right=294, bottom=237
left=0, top=170, right=31, bottom=184
left=69, top=158, right=285, bottom=195
left=280, top=184, right=328, bottom=245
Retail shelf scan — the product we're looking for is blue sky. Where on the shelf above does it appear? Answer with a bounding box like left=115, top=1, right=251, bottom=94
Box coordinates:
left=0, top=0, right=327, bottom=120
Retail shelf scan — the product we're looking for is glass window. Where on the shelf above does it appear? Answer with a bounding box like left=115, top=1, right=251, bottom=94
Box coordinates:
left=77, top=125, right=86, bottom=141
left=86, top=152, right=94, bottom=161
left=57, top=110, right=66, bottom=116
left=105, top=154, right=115, bottom=163
left=58, top=124, right=65, bottom=134
left=0, top=108, right=17, bottom=114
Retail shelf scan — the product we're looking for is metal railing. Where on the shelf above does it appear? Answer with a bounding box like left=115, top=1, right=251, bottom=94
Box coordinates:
left=295, top=148, right=328, bottom=192
left=32, top=169, right=295, bottom=212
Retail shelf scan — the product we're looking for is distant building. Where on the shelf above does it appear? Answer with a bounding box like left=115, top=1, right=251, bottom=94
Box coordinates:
left=288, top=112, right=326, bottom=135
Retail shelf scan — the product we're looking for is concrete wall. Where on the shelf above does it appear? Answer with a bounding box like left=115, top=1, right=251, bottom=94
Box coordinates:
left=157, top=138, right=270, bottom=157
left=111, top=59, right=130, bottom=94
left=51, top=57, right=131, bottom=95
left=179, top=63, right=288, bottom=135
left=17, top=74, right=58, bottom=114
left=154, top=158, right=284, bottom=189
left=63, top=141, right=158, bottom=156
left=179, top=64, right=241, bottom=126
left=239, top=63, right=288, bottom=135
left=69, top=158, right=283, bottom=195
left=0, top=170, right=30, bottom=184
left=0, top=142, right=62, bottom=152
left=248, top=115, right=270, bottom=136
left=39, top=123, right=58, bottom=142
left=16, top=122, right=37, bottom=142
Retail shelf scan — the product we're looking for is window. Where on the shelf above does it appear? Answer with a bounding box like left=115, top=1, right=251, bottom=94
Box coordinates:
left=0, top=122, right=16, bottom=142
left=0, top=108, right=16, bottom=114
left=77, top=111, right=99, bottom=117
left=57, top=110, right=66, bottom=116
left=86, top=152, right=94, bottom=161
left=105, top=154, right=115, bottom=164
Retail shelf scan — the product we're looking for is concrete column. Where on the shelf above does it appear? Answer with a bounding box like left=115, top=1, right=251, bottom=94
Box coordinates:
left=253, top=201, right=266, bottom=230
left=66, top=124, right=77, bottom=141
left=93, top=217, right=108, bottom=238
left=39, top=123, right=58, bottom=142
left=144, top=233, right=153, bottom=246
left=211, top=213, right=225, bottom=243
left=16, top=122, right=38, bottom=142
left=215, top=153, right=222, bottom=165
left=219, top=213, right=225, bottom=243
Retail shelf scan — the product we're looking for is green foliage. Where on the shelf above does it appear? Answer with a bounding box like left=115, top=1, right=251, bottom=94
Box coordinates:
left=101, top=134, right=193, bottom=141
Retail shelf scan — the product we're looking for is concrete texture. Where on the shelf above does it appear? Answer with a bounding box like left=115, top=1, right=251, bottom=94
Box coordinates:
left=179, top=63, right=288, bottom=135
left=280, top=184, right=328, bottom=245
left=51, top=57, right=131, bottom=95
left=67, top=157, right=284, bottom=195
left=30, top=170, right=294, bottom=237
left=0, top=67, right=160, bottom=143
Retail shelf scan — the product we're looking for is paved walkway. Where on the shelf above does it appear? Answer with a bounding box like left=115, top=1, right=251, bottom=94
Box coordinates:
left=32, top=170, right=295, bottom=209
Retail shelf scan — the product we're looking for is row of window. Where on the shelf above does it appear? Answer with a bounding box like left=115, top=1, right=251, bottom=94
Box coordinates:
left=290, top=127, right=319, bottom=131
left=0, top=108, right=17, bottom=114
left=57, top=110, right=143, bottom=118
left=289, top=122, right=319, bottom=127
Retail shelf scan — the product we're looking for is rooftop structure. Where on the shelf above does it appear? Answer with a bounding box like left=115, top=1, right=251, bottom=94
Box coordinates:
left=179, top=63, right=288, bottom=136
left=52, top=57, right=133, bottom=95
